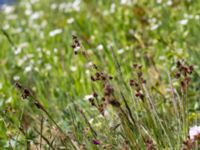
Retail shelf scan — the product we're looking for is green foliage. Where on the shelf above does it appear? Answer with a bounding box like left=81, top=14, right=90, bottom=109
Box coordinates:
left=0, top=0, right=200, bottom=149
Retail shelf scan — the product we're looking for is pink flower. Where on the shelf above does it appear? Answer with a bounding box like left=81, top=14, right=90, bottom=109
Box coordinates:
left=189, top=126, right=200, bottom=140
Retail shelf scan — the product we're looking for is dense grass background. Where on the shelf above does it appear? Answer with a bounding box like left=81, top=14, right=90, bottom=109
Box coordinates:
left=0, top=0, right=200, bottom=149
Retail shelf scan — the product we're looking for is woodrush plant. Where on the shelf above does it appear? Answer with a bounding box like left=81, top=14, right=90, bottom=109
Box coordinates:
left=5, top=36, right=198, bottom=149
left=71, top=35, right=198, bottom=149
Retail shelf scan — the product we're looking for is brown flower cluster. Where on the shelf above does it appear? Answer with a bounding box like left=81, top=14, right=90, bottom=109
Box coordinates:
left=175, top=60, right=194, bottom=91
left=145, top=138, right=156, bottom=150
left=182, top=135, right=200, bottom=150
left=129, top=64, right=146, bottom=101
left=71, top=35, right=81, bottom=55
left=87, top=68, right=121, bottom=115
left=15, top=82, right=44, bottom=110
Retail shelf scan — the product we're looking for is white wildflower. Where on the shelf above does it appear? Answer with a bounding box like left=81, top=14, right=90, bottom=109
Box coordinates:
left=30, top=0, right=39, bottom=4
left=178, top=19, right=188, bottom=25
left=189, top=126, right=200, bottom=140
left=117, top=49, right=124, bottom=54
left=2, top=5, right=15, bottom=14
left=110, top=3, right=115, bottom=13
left=74, top=46, right=80, bottom=53
left=97, top=44, right=104, bottom=51
left=89, top=118, right=94, bottom=124
left=195, top=15, right=199, bottom=20
left=150, top=24, right=160, bottom=30
left=70, top=66, right=77, bottom=72
left=53, top=48, right=58, bottom=53
left=67, top=18, right=74, bottom=24
left=102, top=10, right=109, bottom=16
left=13, top=76, right=20, bottom=81
left=86, top=62, right=93, bottom=68
left=3, top=24, right=10, bottom=30
left=159, top=56, right=165, bottom=60
left=25, top=8, right=32, bottom=16
left=45, top=64, right=52, bottom=71
left=166, top=0, right=172, bottom=6
left=84, top=94, right=93, bottom=100
left=72, top=0, right=81, bottom=12
left=6, top=97, right=13, bottom=104
left=24, top=65, right=32, bottom=73
left=85, top=70, right=90, bottom=75
left=120, top=0, right=132, bottom=5
left=49, top=29, right=62, bottom=37
left=51, top=3, right=57, bottom=10
left=45, top=50, right=51, bottom=56
left=30, top=11, right=43, bottom=20
left=171, top=65, right=176, bottom=71
left=157, top=0, right=162, bottom=4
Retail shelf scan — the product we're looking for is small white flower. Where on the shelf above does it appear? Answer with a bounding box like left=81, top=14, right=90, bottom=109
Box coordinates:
left=13, top=76, right=20, bottom=81
left=51, top=3, right=57, bottom=10
left=67, top=18, right=74, bottom=24
left=70, top=66, right=77, bottom=72
left=49, top=29, right=62, bottom=37
left=166, top=0, right=172, bottom=6
left=45, top=64, right=52, bottom=71
left=178, top=19, right=188, bottom=25
left=30, top=0, right=39, bottom=4
left=74, top=46, right=80, bottom=53
left=110, top=3, right=115, bottom=13
left=189, top=126, right=200, bottom=140
left=6, top=97, right=13, bottom=104
left=120, top=0, right=132, bottom=5
left=97, top=44, right=103, bottom=51
left=84, top=94, right=93, bottom=100
left=30, top=11, right=43, bottom=20
left=159, top=56, right=165, bottom=60
left=2, top=5, right=15, bottom=14
left=151, top=24, right=160, bottom=30
left=24, top=66, right=32, bottom=73
left=195, top=15, right=200, bottom=20
left=157, top=0, right=162, bottom=4
left=118, top=49, right=124, bottom=54
left=53, top=48, right=58, bottom=53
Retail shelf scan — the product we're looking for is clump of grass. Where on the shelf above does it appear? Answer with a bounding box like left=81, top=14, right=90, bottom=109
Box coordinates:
left=71, top=36, right=198, bottom=149
left=1, top=34, right=198, bottom=149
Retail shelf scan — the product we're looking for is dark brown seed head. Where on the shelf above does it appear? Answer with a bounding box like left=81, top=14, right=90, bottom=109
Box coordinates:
left=175, top=72, right=181, bottom=78
left=22, top=88, right=31, bottom=99
left=133, top=64, right=138, bottom=68
left=72, top=35, right=77, bottom=39
left=109, top=99, right=120, bottom=107
left=91, top=75, right=96, bottom=81
left=104, top=84, right=114, bottom=96
left=176, top=61, right=182, bottom=68
left=109, top=76, right=113, bottom=80
left=93, top=64, right=98, bottom=70
left=137, top=72, right=143, bottom=78
left=93, top=92, right=98, bottom=98
left=15, top=82, right=22, bottom=89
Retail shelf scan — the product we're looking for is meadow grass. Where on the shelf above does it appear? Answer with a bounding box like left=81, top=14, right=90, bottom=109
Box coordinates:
left=0, top=0, right=200, bottom=149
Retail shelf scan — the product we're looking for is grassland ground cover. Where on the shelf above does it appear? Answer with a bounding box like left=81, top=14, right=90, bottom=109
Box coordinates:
left=0, top=0, right=200, bottom=149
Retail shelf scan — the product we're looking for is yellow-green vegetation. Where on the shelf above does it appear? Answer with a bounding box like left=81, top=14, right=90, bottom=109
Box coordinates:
left=0, top=0, right=200, bottom=149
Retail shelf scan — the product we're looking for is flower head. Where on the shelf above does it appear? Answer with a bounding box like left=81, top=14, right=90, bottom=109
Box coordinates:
left=189, top=126, right=200, bottom=140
